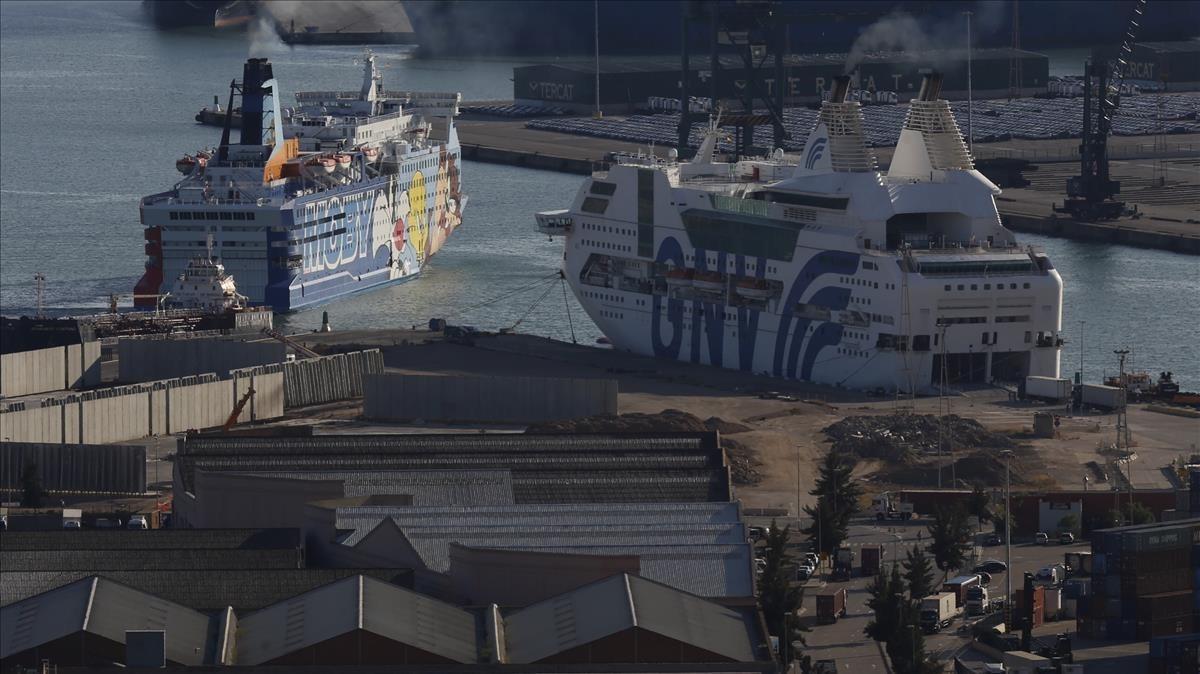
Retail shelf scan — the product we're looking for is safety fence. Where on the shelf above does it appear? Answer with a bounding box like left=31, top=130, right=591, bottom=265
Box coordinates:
left=0, top=343, right=102, bottom=398
left=0, top=441, right=147, bottom=495
left=282, top=349, right=384, bottom=408
left=363, top=373, right=618, bottom=424
left=0, top=365, right=284, bottom=445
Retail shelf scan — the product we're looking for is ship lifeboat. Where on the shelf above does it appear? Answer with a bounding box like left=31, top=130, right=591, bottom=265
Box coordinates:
left=176, top=155, right=196, bottom=174
left=665, top=268, right=694, bottom=287
left=308, top=156, right=337, bottom=173
left=361, top=145, right=380, bottom=162
left=734, top=278, right=773, bottom=300
left=334, top=154, right=353, bottom=170
left=693, top=271, right=726, bottom=292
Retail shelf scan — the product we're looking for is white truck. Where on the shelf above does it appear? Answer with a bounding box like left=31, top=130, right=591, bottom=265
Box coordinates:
left=1081, top=384, right=1125, bottom=411
left=62, top=508, right=82, bottom=529
left=1034, top=564, right=1065, bottom=588
left=1025, top=376, right=1072, bottom=402
left=919, top=592, right=960, bottom=633
left=966, top=585, right=991, bottom=616
left=872, top=492, right=915, bottom=521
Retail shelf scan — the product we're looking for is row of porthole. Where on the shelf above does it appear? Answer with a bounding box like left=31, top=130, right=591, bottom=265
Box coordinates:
left=945, top=282, right=1031, bottom=291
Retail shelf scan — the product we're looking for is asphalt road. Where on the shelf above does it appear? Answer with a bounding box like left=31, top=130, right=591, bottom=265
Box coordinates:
left=788, top=517, right=1091, bottom=673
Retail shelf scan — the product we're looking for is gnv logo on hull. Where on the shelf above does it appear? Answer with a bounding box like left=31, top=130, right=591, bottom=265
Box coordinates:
left=803, top=123, right=830, bottom=171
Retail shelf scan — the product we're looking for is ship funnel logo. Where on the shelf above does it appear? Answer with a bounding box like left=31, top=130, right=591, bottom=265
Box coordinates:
left=804, top=136, right=827, bottom=170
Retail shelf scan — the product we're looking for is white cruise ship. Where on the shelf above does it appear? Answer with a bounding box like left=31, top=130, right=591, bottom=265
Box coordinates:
left=136, top=53, right=464, bottom=312
left=537, top=74, right=1063, bottom=393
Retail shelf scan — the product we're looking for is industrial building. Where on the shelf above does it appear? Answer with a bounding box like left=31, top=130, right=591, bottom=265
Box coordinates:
left=1108, top=40, right=1200, bottom=89
left=0, top=573, right=770, bottom=669
left=514, top=48, right=1050, bottom=113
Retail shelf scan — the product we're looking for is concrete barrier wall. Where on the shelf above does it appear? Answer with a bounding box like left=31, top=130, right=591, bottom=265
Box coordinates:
left=282, top=350, right=384, bottom=408
left=118, top=336, right=285, bottom=383
left=0, top=441, right=146, bottom=494
left=0, top=365, right=286, bottom=444
left=0, top=343, right=100, bottom=398
left=363, top=373, right=618, bottom=424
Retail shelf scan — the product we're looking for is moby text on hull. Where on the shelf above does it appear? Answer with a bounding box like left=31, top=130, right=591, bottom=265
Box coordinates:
left=135, top=54, right=466, bottom=313
left=538, top=74, right=1063, bottom=394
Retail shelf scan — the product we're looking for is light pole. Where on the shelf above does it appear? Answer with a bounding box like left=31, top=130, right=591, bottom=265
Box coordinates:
left=1001, top=449, right=1014, bottom=616
left=1079, top=320, right=1086, bottom=383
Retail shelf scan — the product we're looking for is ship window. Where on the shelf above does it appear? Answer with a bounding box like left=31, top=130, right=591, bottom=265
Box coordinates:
left=220, top=212, right=233, bottom=220
left=247, top=213, right=255, bottom=220
left=170, top=212, right=178, bottom=220
left=680, top=210, right=800, bottom=262
left=590, top=181, right=617, bottom=196
left=1023, top=283, right=1030, bottom=289
left=582, top=197, right=608, bottom=214
left=207, top=212, right=220, bottom=220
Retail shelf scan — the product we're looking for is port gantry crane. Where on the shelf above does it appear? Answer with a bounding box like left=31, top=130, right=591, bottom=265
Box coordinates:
left=1059, top=0, right=1148, bottom=221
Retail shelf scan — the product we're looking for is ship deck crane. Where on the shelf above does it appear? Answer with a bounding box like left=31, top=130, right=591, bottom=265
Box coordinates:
left=1058, top=0, right=1147, bottom=221
left=223, top=385, right=256, bottom=432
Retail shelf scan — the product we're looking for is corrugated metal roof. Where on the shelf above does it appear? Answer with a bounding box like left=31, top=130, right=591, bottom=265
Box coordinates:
left=1, top=569, right=413, bottom=611
left=376, top=524, right=745, bottom=573
left=0, top=577, right=218, bottom=665
left=229, top=469, right=517, bottom=505
left=2, top=548, right=302, bottom=571
left=0, top=528, right=300, bottom=551
left=236, top=576, right=476, bottom=665
left=504, top=574, right=759, bottom=663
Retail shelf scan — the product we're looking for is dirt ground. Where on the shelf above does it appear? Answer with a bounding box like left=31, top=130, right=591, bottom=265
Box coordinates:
left=289, top=329, right=1200, bottom=511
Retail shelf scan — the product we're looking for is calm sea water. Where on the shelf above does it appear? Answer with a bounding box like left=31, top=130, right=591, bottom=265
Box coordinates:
left=1, top=2, right=1196, bottom=385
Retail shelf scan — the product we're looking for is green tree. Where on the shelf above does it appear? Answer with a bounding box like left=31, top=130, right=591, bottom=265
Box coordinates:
left=1122, top=501, right=1154, bottom=525
left=992, top=507, right=1011, bottom=541
left=757, top=522, right=805, bottom=667
left=887, top=599, right=943, bottom=674
left=903, top=543, right=936, bottom=600
left=865, top=564, right=905, bottom=643
left=810, top=450, right=864, bottom=518
left=967, top=483, right=991, bottom=533
left=1056, top=513, right=1080, bottom=535
left=927, top=503, right=973, bottom=580
left=1103, top=508, right=1126, bottom=528
left=20, top=463, right=45, bottom=508
left=802, top=497, right=849, bottom=558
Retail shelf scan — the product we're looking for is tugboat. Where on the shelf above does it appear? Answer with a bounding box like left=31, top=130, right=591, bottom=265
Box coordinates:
left=164, top=251, right=248, bottom=312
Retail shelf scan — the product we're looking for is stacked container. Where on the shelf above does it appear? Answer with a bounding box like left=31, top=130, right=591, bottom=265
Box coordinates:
left=1149, top=632, right=1200, bottom=674
left=1079, top=520, right=1200, bottom=641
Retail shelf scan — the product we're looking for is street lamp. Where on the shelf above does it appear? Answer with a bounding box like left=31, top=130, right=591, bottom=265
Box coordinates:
left=1000, top=449, right=1015, bottom=616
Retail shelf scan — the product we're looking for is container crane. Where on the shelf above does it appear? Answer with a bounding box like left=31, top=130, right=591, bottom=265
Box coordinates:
left=1058, top=0, right=1147, bottom=221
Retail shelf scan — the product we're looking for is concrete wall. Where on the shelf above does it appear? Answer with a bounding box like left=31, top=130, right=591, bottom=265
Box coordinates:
left=282, top=350, right=384, bottom=408
left=0, top=343, right=101, bottom=398
left=0, top=365, right=285, bottom=445
left=362, top=373, right=618, bottom=424
left=0, top=441, right=146, bottom=494
left=118, top=336, right=285, bottom=383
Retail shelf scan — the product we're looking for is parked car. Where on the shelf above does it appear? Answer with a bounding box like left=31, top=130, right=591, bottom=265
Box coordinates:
left=755, top=558, right=767, bottom=575
left=804, top=552, right=819, bottom=568
left=94, top=518, right=117, bottom=529
left=1059, top=532, right=1075, bottom=545
left=1035, top=532, right=1050, bottom=545
left=749, top=526, right=770, bottom=542
left=973, top=560, right=1008, bottom=574
left=62, top=519, right=81, bottom=529
left=984, top=533, right=1002, bottom=546
left=127, top=515, right=148, bottom=530
left=0, top=515, right=7, bottom=531
left=795, top=565, right=813, bottom=581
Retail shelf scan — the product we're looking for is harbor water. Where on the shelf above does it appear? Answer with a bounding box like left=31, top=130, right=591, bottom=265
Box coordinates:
left=1, top=1, right=1197, bottom=386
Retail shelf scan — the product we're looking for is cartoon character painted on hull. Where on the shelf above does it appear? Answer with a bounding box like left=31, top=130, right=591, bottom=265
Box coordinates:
left=381, top=149, right=464, bottom=281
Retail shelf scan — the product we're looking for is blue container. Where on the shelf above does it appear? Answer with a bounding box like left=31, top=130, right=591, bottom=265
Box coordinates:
left=1094, top=552, right=1108, bottom=575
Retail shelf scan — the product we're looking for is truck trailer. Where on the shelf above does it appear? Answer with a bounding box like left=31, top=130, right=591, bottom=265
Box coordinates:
left=943, top=574, right=981, bottom=608
left=1025, top=376, right=1072, bottom=401
left=920, top=592, right=959, bottom=632
left=1080, top=383, right=1125, bottom=411
left=817, top=588, right=848, bottom=624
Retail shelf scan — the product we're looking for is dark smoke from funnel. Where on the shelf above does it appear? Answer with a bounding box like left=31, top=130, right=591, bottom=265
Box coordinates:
left=918, top=72, right=944, bottom=101
left=842, top=2, right=1009, bottom=75
left=830, top=75, right=850, bottom=103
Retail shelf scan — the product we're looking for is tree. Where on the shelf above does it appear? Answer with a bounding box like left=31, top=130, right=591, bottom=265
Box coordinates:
left=1122, top=501, right=1154, bottom=525
left=886, top=598, right=943, bottom=674
left=967, top=483, right=991, bottom=533
left=757, top=522, right=805, bottom=667
left=903, top=544, right=936, bottom=600
left=927, top=503, right=973, bottom=580
left=809, top=450, right=864, bottom=519
left=802, top=496, right=849, bottom=558
left=991, top=507, right=1011, bottom=541
left=865, top=564, right=905, bottom=643
left=1056, top=513, right=1080, bottom=535
left=20, top=463, right=45, bottom=508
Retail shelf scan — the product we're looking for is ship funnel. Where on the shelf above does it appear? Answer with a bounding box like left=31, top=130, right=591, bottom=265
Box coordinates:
left=830, top=75, right=851, bottom=103
left=239, top=58, right=276, bottom=147
left=917, top=72, right=944, bottom=102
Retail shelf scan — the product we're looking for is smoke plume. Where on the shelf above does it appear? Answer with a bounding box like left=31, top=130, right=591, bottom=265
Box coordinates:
left=843, top=2, right=1011, bottom=75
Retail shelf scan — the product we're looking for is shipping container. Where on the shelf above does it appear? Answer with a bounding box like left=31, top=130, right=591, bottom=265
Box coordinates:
left=1139, top=614, right=1194, bottom=640
left=1094, top=552, right=1108, bottom=575
left=1044, top=587, right=1062, bottom=621
left=861, top=545, right=882, bottom=577
left=1110, top=546, right=1194, bottom=574
left=817, top=588, right=847, bottom=624
left=1120, top=568, right=1194, bottom=596
left=1138, top=591, right=1195, bottom=622
left=1150, top=631, right=1200, bottom=658
left=1014, top=586, right=1046, bottom=628
left=1062, top=597, right=1077, bottom=619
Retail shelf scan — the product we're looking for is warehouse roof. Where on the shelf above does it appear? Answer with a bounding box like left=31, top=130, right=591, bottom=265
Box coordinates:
left=0, top=576, right=218, bottom=665
left=333, top=502, right=741, bottom=542
left=0, top=527, right=300, bottom=551
left=2, top=547, right=301, bottom=571
left=504, top=574, right=761, bottom=663
left=1, top=568, right=413, bottom=611
left=236, top=575, right=477, bottom=665
left=366, top=523, right=746, bottom=573
left=227, top=469, right=517, bottom=504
